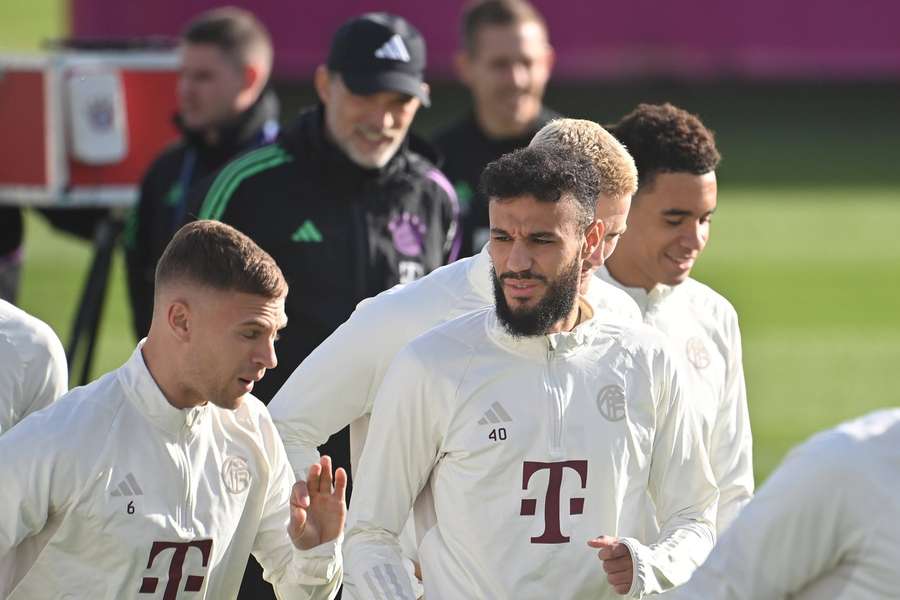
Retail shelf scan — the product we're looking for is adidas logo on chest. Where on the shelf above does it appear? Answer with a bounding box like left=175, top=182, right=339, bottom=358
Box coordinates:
left=292, top=219, right=323, bottom=243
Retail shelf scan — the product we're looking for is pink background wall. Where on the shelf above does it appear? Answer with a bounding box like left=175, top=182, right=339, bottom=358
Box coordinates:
left=71, top=0, right=900, bottom=80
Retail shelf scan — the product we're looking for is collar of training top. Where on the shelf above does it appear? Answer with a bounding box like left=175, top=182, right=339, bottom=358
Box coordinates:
left=485, top=298, right=600, bottom=360
left=596, top=265, right=678, bottom=315
left=118, top=342, right=209, bottom=436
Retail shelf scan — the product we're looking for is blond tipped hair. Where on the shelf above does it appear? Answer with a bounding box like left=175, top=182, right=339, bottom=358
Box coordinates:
left=530, top=118, right=638, bottom=202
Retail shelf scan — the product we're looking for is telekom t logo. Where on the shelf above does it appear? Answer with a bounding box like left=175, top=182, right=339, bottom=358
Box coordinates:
left=520, top=460, right=588, bottom=543
left=139, top=539, right=213, bottom=599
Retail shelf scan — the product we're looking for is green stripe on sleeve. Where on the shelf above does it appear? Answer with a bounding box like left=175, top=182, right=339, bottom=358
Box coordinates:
left=199, top=151, right=292, bottom=221
left=198, top=146, right=290, bottom=221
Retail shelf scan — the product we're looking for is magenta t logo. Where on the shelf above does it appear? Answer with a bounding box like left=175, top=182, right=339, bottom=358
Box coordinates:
left=139, top=539, right=213, bottom=599
left=520, top=460, right=589, bottom=543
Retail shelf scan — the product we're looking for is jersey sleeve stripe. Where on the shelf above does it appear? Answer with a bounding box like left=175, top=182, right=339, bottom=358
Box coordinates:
left=198, top=146, right=291, bottom=221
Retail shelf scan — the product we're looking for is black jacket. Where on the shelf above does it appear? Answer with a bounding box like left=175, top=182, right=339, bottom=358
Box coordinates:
left=433, top=107, right=560, bottom=257
left=192, top=105, right=460, bottom=403
left=123, top=91, right=279, bottom=339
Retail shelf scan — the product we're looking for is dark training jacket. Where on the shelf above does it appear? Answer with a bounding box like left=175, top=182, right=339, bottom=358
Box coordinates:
left=123, top=91, right=280, bottom=340
left=433, top=107, right=560, bottom=257
left=191, top=105, right=460, bottom=403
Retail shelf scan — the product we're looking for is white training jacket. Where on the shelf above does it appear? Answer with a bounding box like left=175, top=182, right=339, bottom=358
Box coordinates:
left=598, top=267, right=753, bottom=532
left=0, top=344, right=340, bottom=600
left=269, top=246, right=641, bottom=479
left=269, top=248, right=640, bottom=597
left=668, top=409, right=900, bottom=600
left=0, top=299, right=67, bottom=435
left=343, top=304, right=719, bottom=600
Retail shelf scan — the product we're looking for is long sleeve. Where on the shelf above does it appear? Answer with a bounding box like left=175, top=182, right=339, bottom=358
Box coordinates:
left=709, top=309, right=754, bottom=531
left=252, top=416, right=342, bottom=600
left=620, top=351, right=719, bottom=598
left=666, top=439, right=858, bottom=599
left=342, top=345, right=449, bottom=600
left=0, top=400, right=86, bottom=557
left=269, top=298, right=392, bottom=480
left=20, top=321, right=67, bottom=421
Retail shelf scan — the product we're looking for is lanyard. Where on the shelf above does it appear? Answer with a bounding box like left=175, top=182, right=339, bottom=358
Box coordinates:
left=170, top=148, right=196, bottom=229
left=169, top=118, right=279, bottom=231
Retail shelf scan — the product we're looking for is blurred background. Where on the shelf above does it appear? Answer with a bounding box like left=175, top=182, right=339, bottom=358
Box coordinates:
left=2, top=0, right=898, bottom=481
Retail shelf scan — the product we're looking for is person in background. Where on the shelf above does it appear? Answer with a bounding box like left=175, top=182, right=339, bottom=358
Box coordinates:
left=434, top=0, right=558, bottom=257
left=124, top=6, right=279, bottom=341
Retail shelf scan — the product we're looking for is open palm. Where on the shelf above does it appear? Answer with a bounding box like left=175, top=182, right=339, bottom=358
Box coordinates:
left=288, top=455, right=348, bottom=550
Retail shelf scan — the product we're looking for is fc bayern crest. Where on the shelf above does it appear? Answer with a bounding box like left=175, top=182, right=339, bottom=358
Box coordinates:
left=87, top=97, right=115, bottom=132
left=597, top=385, right=626, bottom=422
left=686, top=337, right=711, bottom=370
left=388, top=212, right=427, bottom=257
left=222, top=456, right=251, bottom=494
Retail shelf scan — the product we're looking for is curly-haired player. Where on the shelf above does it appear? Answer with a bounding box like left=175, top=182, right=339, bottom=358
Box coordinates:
left=601, top=103, right=753, bottom=533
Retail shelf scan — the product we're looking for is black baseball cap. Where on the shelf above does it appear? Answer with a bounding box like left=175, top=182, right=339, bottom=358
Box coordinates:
left=326, top=13, right=430, bottom=107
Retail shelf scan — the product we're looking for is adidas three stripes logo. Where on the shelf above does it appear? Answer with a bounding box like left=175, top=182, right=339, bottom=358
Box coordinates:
left=478, top=402, right=513, bottom=425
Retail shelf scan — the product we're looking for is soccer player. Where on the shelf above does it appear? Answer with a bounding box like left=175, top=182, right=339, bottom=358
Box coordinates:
left=601, top=103, right=754, bottom=531
left=268, top=117, right=639, bottom=593
left=343, top=145, right=718, bottom=599
left=667, top=408, right=900, bottom=599
left=0, top=221, right=344, bottom=599
left=0, top=299, right=67, bottom=434
left=434, top=0, right=558, bottom=256
left=125, top=7, right=280, bottom=341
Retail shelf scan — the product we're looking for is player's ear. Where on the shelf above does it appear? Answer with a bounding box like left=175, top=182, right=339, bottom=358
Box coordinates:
left=313, top=65, right=331, bottom=104
left=455, top=51, right=472, bottom=86
left=582, top=219, right=604, bottom=261
left=242, top=63, right=260, bottom=93
left=167, top=299, right=192, bottom=342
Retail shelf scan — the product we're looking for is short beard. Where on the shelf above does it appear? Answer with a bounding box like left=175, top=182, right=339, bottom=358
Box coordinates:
left=492, top=257, right=581, bottom=337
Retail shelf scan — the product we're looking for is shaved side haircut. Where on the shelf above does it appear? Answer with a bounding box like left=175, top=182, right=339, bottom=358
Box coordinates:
left=155, top=220, right=287, bottom=301
left=182, top=6, right=273, bottom=73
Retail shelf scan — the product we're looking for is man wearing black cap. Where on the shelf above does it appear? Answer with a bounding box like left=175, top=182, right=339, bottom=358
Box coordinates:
left=192, top=13, right=459, bottom=598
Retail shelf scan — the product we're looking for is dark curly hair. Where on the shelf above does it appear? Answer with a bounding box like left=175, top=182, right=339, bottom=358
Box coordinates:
left=608, top=103, right=721, bottom=189
left=479, top=145, right=600, bottom=230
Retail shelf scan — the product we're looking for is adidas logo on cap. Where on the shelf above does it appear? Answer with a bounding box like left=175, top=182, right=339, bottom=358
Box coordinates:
left=374, top=34, right=411, bottom=62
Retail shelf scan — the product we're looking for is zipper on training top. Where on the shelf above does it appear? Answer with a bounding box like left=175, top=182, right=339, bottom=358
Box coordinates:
left=546, top=337, right=565, bottom=456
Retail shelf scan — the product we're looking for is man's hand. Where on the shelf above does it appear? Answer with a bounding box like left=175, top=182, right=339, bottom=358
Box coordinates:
left=288, top=455, right=347, bottom=550
left=588, top=535, right=634, bottom=595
